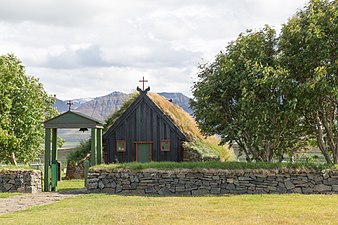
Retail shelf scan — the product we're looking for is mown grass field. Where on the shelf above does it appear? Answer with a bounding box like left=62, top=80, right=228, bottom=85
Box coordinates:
left=0, top=194, right=337, bottom=225
left=0, top=193, right=22, bottom=198
left=91, top=161, right=338, bottom=171
left=57, top=179, right=84, bottom=191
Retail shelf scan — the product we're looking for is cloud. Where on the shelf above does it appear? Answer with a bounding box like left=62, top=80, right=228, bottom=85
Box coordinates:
left=0, top=0, right=309, bottom=99
left=41, top=45, right=111, bottom=69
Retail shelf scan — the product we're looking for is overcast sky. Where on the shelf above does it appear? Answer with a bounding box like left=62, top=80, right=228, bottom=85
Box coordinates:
left=0, top=0, right=308, bottom=100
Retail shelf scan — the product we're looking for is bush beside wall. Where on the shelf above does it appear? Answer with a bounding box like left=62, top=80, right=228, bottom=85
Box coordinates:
left=87, top=168, right=338, bottom=195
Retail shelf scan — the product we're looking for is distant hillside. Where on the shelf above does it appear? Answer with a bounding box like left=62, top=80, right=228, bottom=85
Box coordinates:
left=53, top=91, right=192, bottom=122
left=158, top=92, right=192, bottom=115
left=75, top=92, right=132, bottom=122
left=53, top=97, right=94, bottom=113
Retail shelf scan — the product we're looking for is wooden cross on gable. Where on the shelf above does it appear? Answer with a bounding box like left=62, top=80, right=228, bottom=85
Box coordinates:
left=67, top=100, right=73, bottom=111
left=137, top=76, right=150, bottom=94
left=139, top=76, right=148, bottom=91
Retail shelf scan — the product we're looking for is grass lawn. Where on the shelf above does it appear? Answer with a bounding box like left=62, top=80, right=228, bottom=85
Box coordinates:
left=91, top=161, right=338, bottom=172
left=57, top=179, right=84, bottom=191
left=0, top=193, right=22, bottom=198
left=0, top=194, right=337, bottom=225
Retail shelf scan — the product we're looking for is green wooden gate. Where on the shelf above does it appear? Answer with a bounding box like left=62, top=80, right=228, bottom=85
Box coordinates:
left=44, top=110, right=103, bottom=192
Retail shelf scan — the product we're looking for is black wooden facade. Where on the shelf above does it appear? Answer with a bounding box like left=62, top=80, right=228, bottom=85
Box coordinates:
left=103, top=89, right=186, bottom=163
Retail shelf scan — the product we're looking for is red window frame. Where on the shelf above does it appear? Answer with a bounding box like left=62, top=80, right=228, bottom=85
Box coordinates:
left=116, top=140, right=126, bottom=152
left=160, top=140, right=170, bottom=152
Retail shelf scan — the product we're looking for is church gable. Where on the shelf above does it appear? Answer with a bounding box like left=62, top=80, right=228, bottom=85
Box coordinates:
left=103, top=82, right=231, bottom=164
left=103, top=90, right=186, bottom=163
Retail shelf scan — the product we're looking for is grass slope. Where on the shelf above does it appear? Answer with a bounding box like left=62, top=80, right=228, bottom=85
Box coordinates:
left=91, top=161, right=338, bottom=172
left=0, top=194, right=337, bottom=225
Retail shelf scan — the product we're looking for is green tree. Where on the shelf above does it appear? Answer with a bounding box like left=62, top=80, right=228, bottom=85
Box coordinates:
left=57, top=137, right=65, bottom=148
left=0, top=54, right=57, bottom=165
left=279, top=0, right=338, bottom=164
left=191, top=26, right=303, bottom=162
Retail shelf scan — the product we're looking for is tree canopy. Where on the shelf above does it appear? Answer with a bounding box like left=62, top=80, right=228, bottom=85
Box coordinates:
left=191, top=26, right=303, bottom=162
left=0, top=54, right=56, bottom=165
left=279, top=0, right=337, bottom=164
left=191, top=0, right=337, bottom=163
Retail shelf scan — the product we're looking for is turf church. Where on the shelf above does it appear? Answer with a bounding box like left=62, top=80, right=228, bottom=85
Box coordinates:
left=103, top=78, right=186, bottom=163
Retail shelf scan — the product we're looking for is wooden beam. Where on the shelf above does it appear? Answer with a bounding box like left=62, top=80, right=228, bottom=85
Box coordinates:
left=97, top=129, right=102, bottom=164
left=51, top=128, right=58, bottom=191
left=91, top=128, right=97, bottom=166
left=44, top=128, right=51, bottom=192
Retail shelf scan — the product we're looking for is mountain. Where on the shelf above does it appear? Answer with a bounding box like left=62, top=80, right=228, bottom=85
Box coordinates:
left=75, top=92, right=132, bottom=122
left=53, top=97, right=94, bottom=113
left=53, top=91, right=192, bottom=122
left=158, top=92, right=192, bottom=115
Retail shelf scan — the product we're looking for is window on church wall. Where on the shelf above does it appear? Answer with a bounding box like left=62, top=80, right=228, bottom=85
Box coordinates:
left=116, top=140, right=126, bottom=152
left=160, top=140, right=170, bottom=152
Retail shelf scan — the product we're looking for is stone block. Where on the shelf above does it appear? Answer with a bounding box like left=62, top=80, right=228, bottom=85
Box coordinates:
left=332, top=185, right=338, bottom=192
left=8, top=179, right=15, bottom=185
left=177, top=174, right=186, bottom=179
left=158, top=187, right=173, bottom=196
left=292, top=188, right=302, bottom=194
left=98, top=181, right=105, bottom=189
left=87, top=183, right=98, bottom=189
left=210, top=182, right=219, bottom=187
left=220, top=189, right=230, bottom=194
left=210, top=188, right=221, bottom=194
left=192, top=189, right=209, bottom=196
left=227, top=178, right=234, bottom=183
left=323, top=178, right=338, bottom=185
left=17, top=187, right=25, bottom=192
left=25, top=186, right=37, bottom=193
left=285, top=180, right=295, bottom=190
left=122, top=180, right=131, bottom=185
left=267, top=186, right=277, bottom=191
left=201, top=176, right=213, bottom=181
left=307, top=174, right=314, bottom=180
left=145, top=187, right=156, bottom=194
left=175, top=186, right=185, bottom=192
left=4, top=183, right=12, bottom=191
left=276, top=186, right=287, bottom=194
left=254, top=188, right=267, bottom=194
left=116, top=185, right=123, bottom=193
left=225, top=184, right=235, bottom=190
left=314, top=176, right=323, bottom=183
left=302, top=187, right=313, bottom=194
left=314, top=184, right=331, bottom=193
left=88, top=178, right=99, bottom=183
left=323, top=172, right=330, bottom=179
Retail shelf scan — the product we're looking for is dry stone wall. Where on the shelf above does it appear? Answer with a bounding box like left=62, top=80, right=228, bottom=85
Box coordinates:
left=0, top=170, right=41, bottom=193
left=87, top=169, right=338, bottom=195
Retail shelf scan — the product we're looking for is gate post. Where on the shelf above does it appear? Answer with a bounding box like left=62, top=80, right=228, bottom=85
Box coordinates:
left=44, top=128, right=51, bottom=192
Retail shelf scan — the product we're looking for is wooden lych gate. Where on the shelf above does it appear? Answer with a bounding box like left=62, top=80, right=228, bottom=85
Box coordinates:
left=43, top=110, right=103, bottom=192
